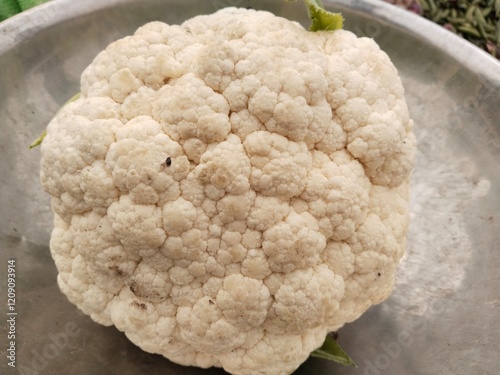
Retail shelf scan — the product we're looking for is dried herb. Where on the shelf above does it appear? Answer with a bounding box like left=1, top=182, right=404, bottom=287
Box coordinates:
left=383, top=0, right=499, bottom=58
left=401, top=0, right=499, bottom=58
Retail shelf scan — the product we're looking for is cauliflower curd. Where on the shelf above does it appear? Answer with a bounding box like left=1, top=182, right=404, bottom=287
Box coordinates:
left=40, top=7, right=415, bottom=375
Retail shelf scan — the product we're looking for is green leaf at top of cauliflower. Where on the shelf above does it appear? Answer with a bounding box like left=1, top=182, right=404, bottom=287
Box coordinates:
left=303, top=0, right=344, bottom=31
left=39, top=7, right=415, bottom=375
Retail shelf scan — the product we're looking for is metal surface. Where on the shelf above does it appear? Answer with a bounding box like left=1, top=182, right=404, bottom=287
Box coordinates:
left=0, top=0, right=499, bottom=374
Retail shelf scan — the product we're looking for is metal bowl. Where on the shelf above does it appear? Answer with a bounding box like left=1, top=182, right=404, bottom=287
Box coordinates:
left=1, top=0, right=499, bottom=374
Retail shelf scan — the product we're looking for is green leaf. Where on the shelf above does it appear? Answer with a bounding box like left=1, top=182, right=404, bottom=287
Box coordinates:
left=0, top=0, right=50, bottom=20
left=310, top=334, right=357, bottom=367
left=302, top=0, right=344, bottom=31
left=17, top=0, right=49, bottom=12
left=28, top=92, right=81, bottom=150
left=28, top=130, right=46, bottom=149
left=0, top=0, right=22, bottom=21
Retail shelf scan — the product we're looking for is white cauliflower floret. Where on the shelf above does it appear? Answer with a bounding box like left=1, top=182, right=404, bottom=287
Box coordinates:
left=40, top=7, right=415, bottom=375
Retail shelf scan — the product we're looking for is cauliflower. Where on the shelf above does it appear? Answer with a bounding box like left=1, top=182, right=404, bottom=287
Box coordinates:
left=39, top=6, right=415, bottom=375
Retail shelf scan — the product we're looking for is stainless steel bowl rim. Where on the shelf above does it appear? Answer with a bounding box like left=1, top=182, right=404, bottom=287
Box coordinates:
left=1, top=0, right=500, bottom=80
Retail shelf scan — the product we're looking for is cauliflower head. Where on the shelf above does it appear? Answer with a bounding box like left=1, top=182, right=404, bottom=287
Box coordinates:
left=40, top=7, right=415, bottom=375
